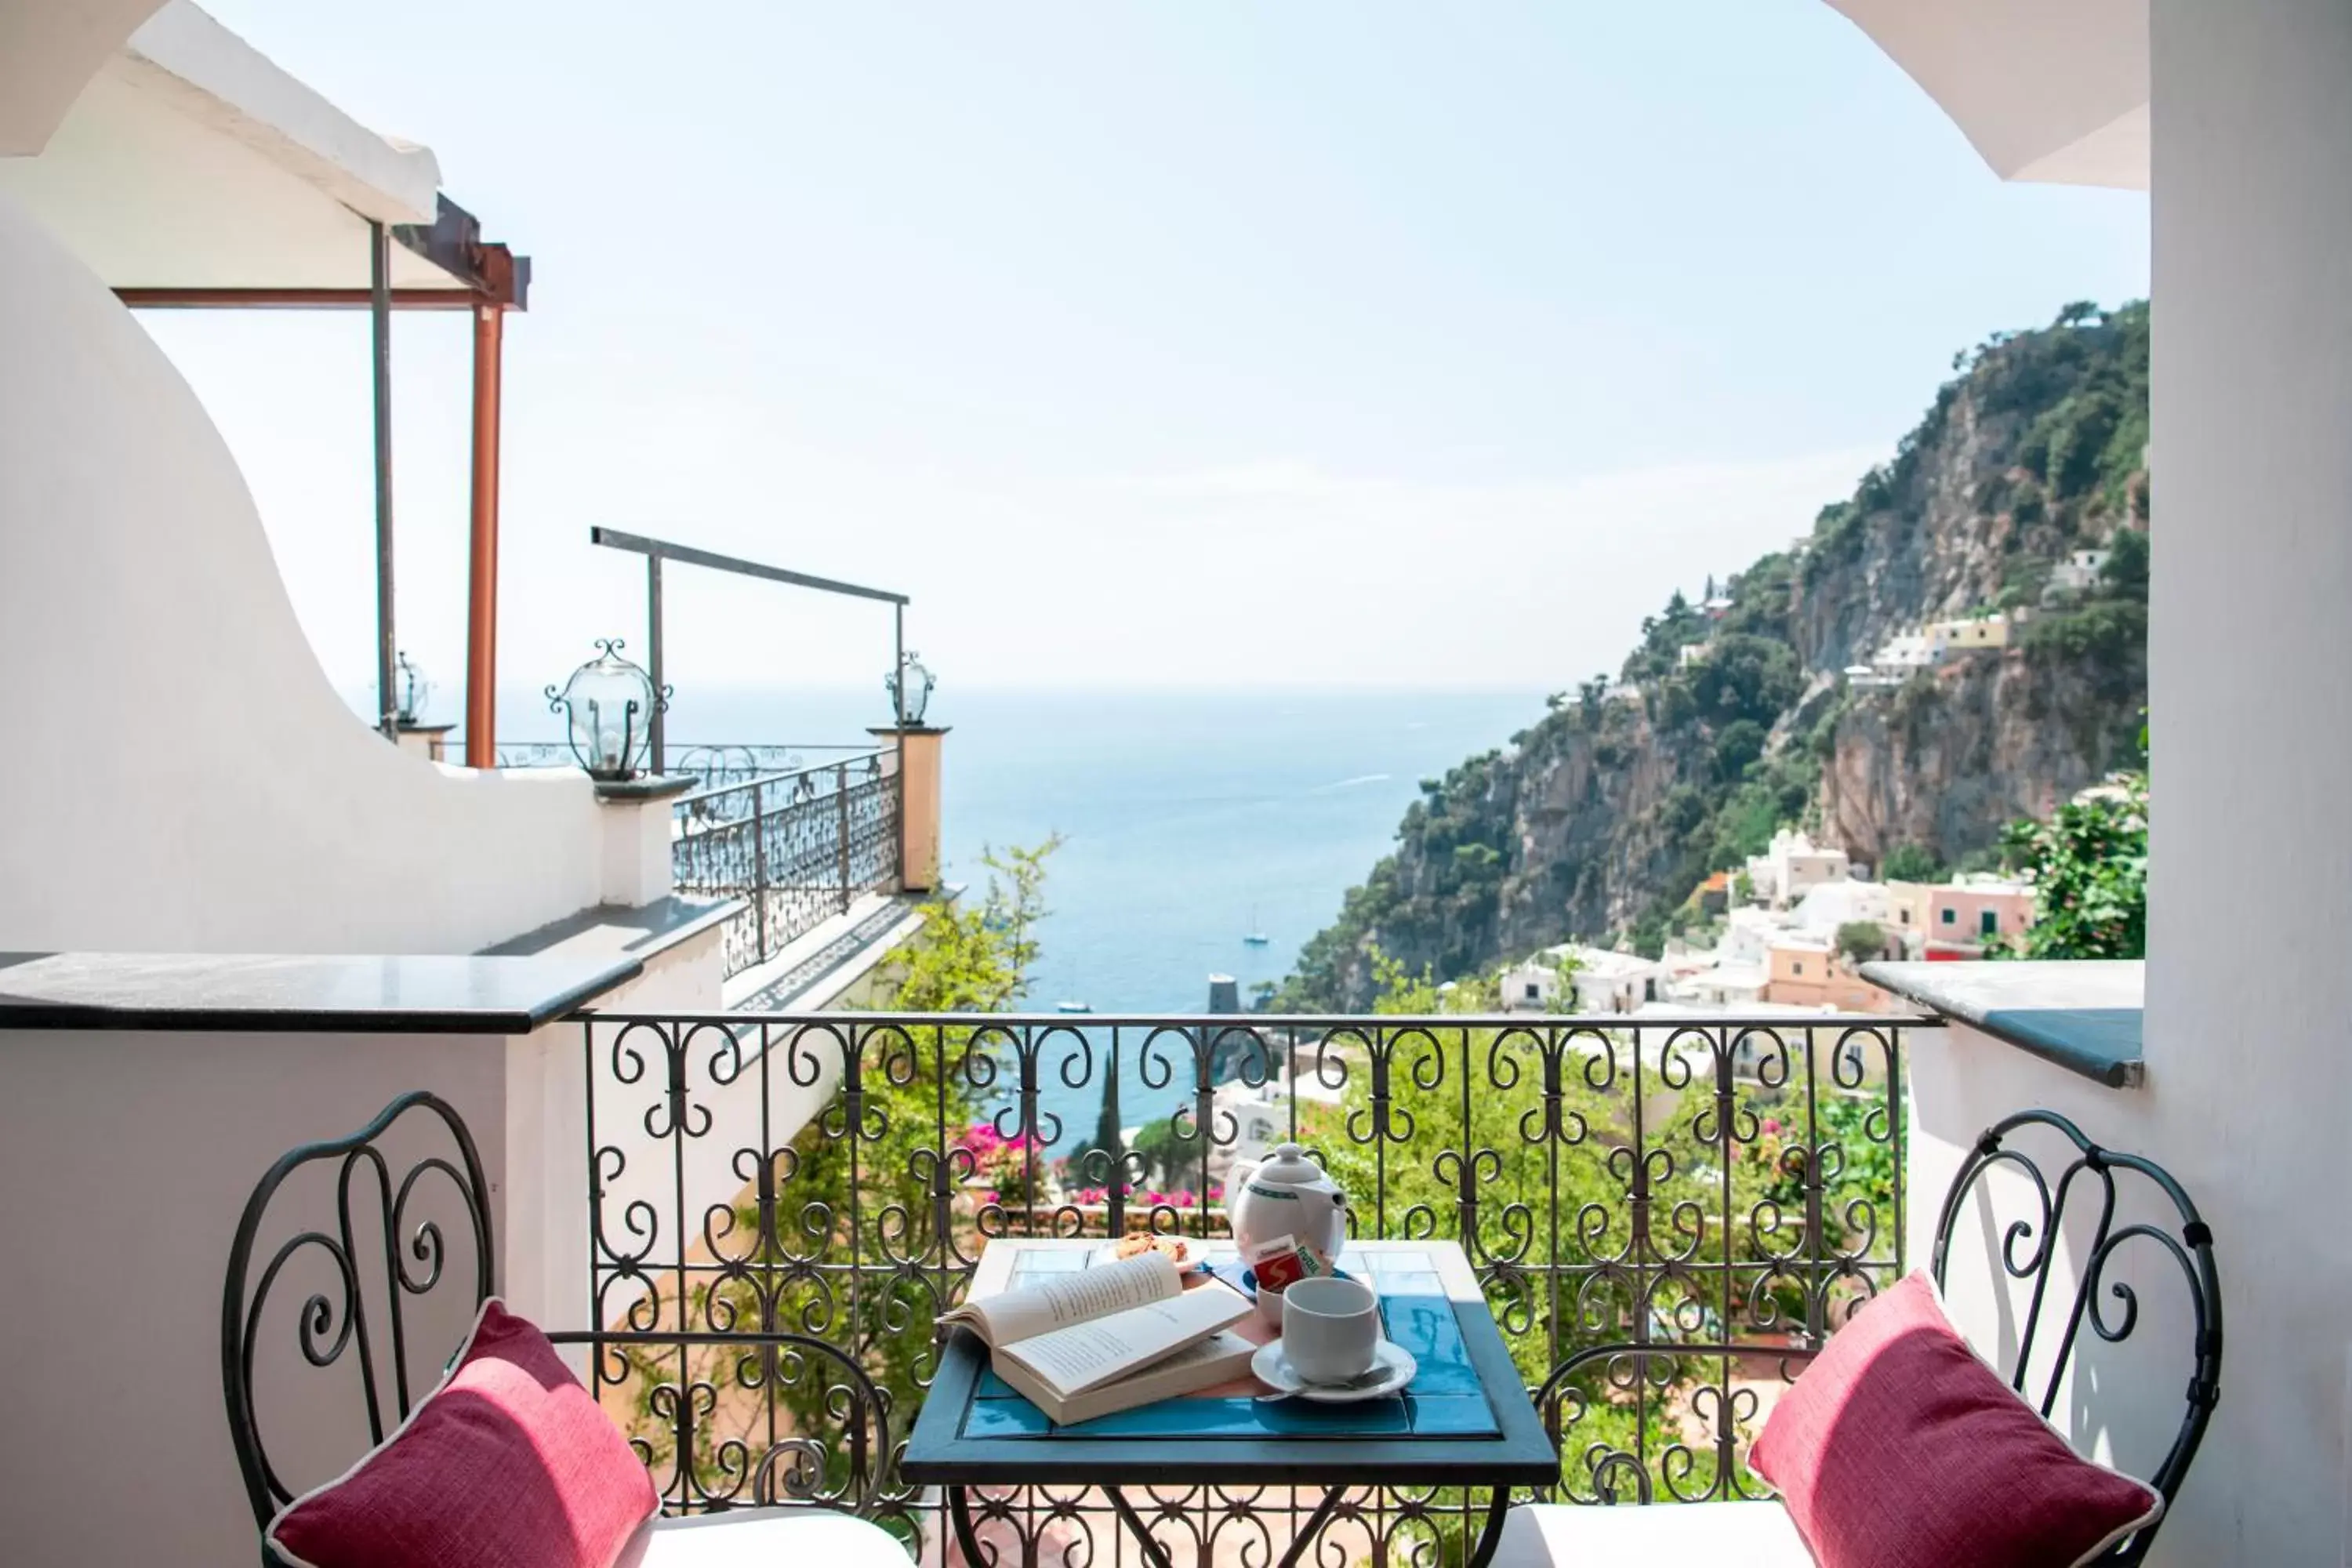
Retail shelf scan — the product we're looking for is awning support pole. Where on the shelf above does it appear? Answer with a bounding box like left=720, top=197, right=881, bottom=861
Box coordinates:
left=369, top=220, right=397, bottom=736
left=647, top=554, right=666, bottom=776
left=466, top=300, right=505, bottom=765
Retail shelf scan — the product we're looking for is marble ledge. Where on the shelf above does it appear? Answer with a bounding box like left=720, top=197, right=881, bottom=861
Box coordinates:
left=0, top=950, right=642, bottom=1036
left=478, top=895, right=742, bottom=967
left=1860, top=958, right=2144, bottom=1089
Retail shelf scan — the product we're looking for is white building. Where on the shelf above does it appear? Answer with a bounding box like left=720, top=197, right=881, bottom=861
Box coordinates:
left=1861, top=614, right=2012, bottom=677
left=2047, top=546, right=2113, bottom=595
left=1789, top=877, right=1894, bottom=938
left=1501, top=944, right=1668, bottom=1012
left=1712, top=904, right=1787, bottom=964
left=1744, top=828, right=1851, bottom=908
left=1868, top=627, right=1939, bottom=674
left=1663, top=960, right=1769, bottom=1010
left=1844, top=660, right=1901, bottom=690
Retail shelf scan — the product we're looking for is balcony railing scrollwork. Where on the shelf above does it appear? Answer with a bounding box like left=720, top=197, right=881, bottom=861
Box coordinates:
left=573, top=1009, right=1911, bottom=1561
left=671, top=753, right=902, bottom=977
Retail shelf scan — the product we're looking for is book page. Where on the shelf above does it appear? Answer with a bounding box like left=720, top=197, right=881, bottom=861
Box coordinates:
left=941, top=1252, right=1178, bottom=1347
left=998, top=1281, right=1248, bottom=1396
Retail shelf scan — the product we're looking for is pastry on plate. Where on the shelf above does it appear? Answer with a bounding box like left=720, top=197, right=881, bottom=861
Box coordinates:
left=1112, top=1232, right=1190, bottom=1265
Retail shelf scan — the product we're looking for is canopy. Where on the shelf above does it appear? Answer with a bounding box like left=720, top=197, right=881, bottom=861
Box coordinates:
left=0, top=0, right=527, bottom=756
left=1824, top=0, right=2148, bottom=191
left=0, top=1, right=524, bottom=301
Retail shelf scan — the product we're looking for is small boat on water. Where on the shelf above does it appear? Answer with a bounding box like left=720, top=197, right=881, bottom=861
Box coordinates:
left=1243, top=906, right=1271, bottom=946
left=1055, top=1000, right=1093, bottom=1014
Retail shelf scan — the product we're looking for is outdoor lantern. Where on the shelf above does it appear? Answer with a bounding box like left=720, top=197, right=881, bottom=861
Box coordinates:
left=546, top=638, right=665, bottom=781
left=887, top=650, right=935, bottom=727
left=393, top=650, right=430, bottom=727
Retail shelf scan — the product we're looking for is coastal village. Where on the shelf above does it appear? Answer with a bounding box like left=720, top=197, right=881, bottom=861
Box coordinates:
left=1152, top=831, right=2042, bottom=1204
left=1492, top=826, right=2034, bottom=1021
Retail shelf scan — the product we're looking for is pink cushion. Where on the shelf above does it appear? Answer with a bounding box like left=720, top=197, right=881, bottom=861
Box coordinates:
left=267, top=1300, right=659, bottom=1568
left=1750, top=1271, right=2161, bottom=1568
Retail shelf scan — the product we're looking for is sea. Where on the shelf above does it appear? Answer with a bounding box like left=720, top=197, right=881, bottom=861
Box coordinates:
left=505, top=684, right=1543, bottom=1151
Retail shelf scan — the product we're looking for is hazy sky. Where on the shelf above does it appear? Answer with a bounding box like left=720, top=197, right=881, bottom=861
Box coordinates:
left=142, top=1, right=2148, bottom=711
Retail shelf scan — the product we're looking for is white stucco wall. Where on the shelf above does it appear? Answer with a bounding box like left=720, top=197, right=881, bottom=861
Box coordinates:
left=0, top=0, right=169, bottom=155
left=1988, top=3, right=2352, bottom=1560
left=0, top=1025, right=509, bottom=1568
left=0, top=188, right=638, bottom=955
left=1921, top=9, right=2352, bottom=1560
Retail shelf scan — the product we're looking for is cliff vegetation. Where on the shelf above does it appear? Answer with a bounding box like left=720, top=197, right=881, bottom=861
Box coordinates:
left=1283, top=302, right=2151, bottom=1008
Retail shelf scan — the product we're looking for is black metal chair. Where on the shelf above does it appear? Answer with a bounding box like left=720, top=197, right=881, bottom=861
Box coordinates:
left=1518, top=1108, right=2222, bottom=1567
left=221, top=1091, right=898, bottom=1564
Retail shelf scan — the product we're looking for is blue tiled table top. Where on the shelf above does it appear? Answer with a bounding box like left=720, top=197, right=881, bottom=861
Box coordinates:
left=963, top=1243, right=1500, bottom=1440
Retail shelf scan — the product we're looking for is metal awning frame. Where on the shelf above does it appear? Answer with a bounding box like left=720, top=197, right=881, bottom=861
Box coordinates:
left=588, top=527, right=913, bottom=777
left=119, top=194, right=530, bottom=753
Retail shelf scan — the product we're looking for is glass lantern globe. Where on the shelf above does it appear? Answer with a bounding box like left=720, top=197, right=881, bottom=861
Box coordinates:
left=393, top=650, right=430, bottom=728
left=546, top=638, right=663, bottom=781
left=887, top=650, right=935, bottom=727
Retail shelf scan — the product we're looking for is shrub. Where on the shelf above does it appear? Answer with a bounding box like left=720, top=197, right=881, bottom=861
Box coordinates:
left=1878, top=842, right=1943, bottom=883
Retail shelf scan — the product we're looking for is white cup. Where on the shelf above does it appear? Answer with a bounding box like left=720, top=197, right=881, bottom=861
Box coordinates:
left=1281, top=1276, right=1381, bottom=1385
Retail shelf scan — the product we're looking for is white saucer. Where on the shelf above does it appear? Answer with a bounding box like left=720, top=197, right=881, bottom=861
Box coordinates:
left=1250, top=1339, right=1417, bottom=1403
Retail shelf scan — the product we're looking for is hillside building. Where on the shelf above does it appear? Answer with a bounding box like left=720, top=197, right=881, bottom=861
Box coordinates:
left=2046, top=546, right=2112, bottom=595
left=1745, top=828, right=1851, bottom=908
left=1501, top=944, right=1668, bottom=1012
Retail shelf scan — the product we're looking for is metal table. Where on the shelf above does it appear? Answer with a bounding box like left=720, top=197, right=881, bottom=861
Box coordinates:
left=903, top=1240, right=1559, bottom=1568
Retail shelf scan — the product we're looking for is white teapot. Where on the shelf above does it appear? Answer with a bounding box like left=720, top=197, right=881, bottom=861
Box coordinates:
left=1224, top=1142, right=1348, bottom=1261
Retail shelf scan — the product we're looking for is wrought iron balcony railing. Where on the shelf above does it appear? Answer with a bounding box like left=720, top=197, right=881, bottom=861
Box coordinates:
left=573, top=1009, right=1909, bottom=1560
left=456, top=739, right=875, bottom=791
left=671, top=752, right=901, bottom=977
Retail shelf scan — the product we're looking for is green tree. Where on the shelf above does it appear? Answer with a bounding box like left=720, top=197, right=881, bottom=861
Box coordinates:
left=1542, top=947, right=1586, bottom=1014
left=1998, top=777, right=2147, bottom=959
left=1711, top=718, right=1768, bottom=782
left=1835, top=920, right=1888, bottom=965
left=2101, top=527, right=2150, bottom=600
left=1877, top=843, right=1942, bottom=884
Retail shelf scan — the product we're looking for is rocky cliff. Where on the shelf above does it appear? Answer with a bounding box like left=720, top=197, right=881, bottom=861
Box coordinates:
left=1284, top=302, right=2150, bottom=1009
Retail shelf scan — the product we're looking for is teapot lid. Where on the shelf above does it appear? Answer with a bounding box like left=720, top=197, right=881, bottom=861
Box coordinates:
left=1253, top=1142, right=1323, bottom=1183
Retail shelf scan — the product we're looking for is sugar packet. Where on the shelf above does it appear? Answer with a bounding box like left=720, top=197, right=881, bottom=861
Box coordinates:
left=1243, top=1232, right=1329, bottom=1294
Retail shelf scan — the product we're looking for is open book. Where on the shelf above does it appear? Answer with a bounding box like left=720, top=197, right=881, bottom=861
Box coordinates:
left=941, top=1252, right=1253, bottom=1424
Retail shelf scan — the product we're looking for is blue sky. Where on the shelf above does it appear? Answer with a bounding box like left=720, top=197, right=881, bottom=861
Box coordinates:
left=145, top=0, right=2148, bottom=705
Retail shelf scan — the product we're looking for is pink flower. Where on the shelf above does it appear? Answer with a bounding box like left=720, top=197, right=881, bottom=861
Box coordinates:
left=984, top=1190, right=1000, bottom=1205
left=1762, top=1118, right=1781, bottom=1135
left=1207, top=1184, right=1225, bottom=1201
left=1172, top=1189, right=1196, bottom=1208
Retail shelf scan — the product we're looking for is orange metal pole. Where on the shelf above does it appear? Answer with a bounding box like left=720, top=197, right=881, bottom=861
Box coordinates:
left=466, top=301, right=506, bottom=765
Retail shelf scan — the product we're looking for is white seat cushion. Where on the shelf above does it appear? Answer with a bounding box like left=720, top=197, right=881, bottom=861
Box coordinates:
left=615, top=1508, right=907, bottom=1568
left=1493, top=1501, right=1812, bottom=1568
